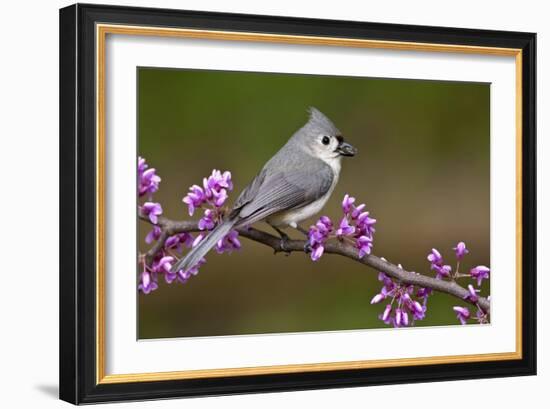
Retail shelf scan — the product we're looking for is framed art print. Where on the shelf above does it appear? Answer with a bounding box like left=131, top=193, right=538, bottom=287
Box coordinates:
left=59, top=3, right=536, bottom=404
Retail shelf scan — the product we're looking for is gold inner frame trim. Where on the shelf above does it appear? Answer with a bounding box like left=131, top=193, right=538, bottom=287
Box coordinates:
left=95, top=23, right=523, bottom=385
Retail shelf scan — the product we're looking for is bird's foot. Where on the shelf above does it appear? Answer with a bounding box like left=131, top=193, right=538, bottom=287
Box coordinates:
left=269, top=224, right=292, bottom=255
left=272, top=233, right=292, bottom=255
left=279, top=233, right=291, bottom=256
left=303, top=241, right=312, bottom=254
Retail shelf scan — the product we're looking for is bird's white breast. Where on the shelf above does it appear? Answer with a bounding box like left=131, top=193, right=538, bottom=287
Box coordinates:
left=268, top=156, right=341, bottom=228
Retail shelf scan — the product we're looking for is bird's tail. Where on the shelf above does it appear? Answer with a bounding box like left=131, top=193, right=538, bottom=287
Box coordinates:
left=170, top=219, right=236, bottom=274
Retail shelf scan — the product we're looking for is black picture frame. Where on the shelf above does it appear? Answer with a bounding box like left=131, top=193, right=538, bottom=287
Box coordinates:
left=59, top=3, right=536, bottom=404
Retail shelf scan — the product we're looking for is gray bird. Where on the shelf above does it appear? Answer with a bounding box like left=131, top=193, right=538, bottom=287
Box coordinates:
left=171, top=107, right=357, bottom=274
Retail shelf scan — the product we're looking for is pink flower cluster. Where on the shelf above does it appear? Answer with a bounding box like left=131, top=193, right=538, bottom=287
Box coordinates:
left=182, top=169, right=233, bottom=216
left=308, top=194, right=377, bottom=261
left=427, top=242, right=490, bottom=325
left=137, top=158, right=241, bottom=294
left=138, top=156, right=161, bottom=198
left=370, top=262, right=431, bottom=328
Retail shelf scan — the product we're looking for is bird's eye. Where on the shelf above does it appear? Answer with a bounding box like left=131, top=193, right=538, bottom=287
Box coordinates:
left=321, top=136, right=330, bottom=145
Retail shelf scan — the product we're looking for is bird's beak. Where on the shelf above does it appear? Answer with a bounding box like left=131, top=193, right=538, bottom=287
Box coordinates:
left=336, top=141, right=357, bottom=157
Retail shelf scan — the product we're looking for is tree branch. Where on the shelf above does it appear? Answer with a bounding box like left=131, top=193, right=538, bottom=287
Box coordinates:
left=139, top=213, right=490, bottom=313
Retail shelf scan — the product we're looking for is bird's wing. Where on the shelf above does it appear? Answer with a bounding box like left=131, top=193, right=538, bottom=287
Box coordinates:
left=235, top=159, right=334, bottom=226
left=231, top=167, right=267, bottom=213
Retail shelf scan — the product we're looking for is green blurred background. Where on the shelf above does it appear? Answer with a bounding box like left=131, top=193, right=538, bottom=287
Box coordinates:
left=138, top=67, right=490, bottom=339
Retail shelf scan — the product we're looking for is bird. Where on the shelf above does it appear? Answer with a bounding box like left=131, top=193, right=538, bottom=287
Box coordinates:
left=171, top=107, right=357, bottom=274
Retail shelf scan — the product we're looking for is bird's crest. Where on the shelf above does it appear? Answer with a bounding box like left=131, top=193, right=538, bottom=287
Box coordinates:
left=306, top=107, right=340, bottom=136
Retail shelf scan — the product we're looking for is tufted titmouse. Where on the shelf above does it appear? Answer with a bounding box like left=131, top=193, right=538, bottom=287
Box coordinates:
left=171, top=107, right=357, bottom=273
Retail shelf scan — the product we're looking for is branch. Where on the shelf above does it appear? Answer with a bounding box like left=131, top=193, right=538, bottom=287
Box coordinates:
left=139, top=213, right=490, bottom=313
